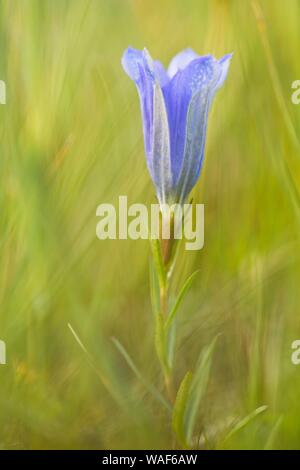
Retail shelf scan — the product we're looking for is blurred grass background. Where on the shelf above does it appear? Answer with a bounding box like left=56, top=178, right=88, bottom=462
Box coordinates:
left=1, top=0, right=300, bottom=449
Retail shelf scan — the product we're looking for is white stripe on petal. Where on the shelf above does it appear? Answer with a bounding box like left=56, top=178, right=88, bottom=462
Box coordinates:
left=152, top=83, right=172, bottom=205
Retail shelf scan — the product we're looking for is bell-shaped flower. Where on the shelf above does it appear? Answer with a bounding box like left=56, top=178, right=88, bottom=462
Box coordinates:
left=122, top=47, right=232, bottom=206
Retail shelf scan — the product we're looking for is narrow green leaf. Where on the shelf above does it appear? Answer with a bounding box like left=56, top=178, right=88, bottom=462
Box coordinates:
left=150, top=238, right=166, bottom=290
left=165, top=270, right=199, bottom=331
left=172, top=371, right=193, bottom=448
left=185, top=335, right=219, bottom=444
left=111, top=337, right=171, bottom=412
left=167, top=320, right=177, bottom=370
left=223, top=405, right=268, bottom=444
left=149, top=260, right=160, bottom=316
left=154, top=312, right=169, bottom=376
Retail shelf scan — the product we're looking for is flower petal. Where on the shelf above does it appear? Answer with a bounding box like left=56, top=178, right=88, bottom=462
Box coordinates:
left=175, top=89, right=210, bottom=202
left=175, top=54, right=232, bottom=202
left=162, top=55, right=217, bottom=187
left=122, top=47, right=172, bottom=203
left=153, top=60, right=169, bottom=87
left=121, top=47, right=156, bottom=160
left=215, top=53, right=233, bottom=90
left=167, top=48, right=198, bottom=78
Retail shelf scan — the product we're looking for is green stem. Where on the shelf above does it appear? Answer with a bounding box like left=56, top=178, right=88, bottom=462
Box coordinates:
left=151, top=214, right=180, bottom=403
left=159, top=240, right=176, bottom=403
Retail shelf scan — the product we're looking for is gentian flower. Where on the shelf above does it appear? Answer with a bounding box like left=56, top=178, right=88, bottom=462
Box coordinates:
left=122, top=47, right=232, bottom=205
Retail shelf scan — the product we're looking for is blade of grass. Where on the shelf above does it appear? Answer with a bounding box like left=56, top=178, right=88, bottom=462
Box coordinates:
left=222, top=405, right=268, bottom=444
left=111, top=336, right=172, bottom=412
left=68, top=323, right=122, bottom=406
left=185, top=335, right=219, bottom=445
left=264, top=416, right=283, bottom=450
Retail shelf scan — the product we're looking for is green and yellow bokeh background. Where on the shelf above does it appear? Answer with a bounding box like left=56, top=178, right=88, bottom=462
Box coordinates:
left=1, top=0, right=300, bottom=449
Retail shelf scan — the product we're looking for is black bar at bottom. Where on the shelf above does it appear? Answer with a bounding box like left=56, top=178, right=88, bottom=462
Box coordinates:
left=0, top=449, right=297, bottom=466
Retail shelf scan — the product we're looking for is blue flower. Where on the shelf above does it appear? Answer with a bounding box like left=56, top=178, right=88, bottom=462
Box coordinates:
left=122, top=47, right=232, bottom=205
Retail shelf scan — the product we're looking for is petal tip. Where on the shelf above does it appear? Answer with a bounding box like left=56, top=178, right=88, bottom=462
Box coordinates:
left=219, top=52, right=233, bottom=64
